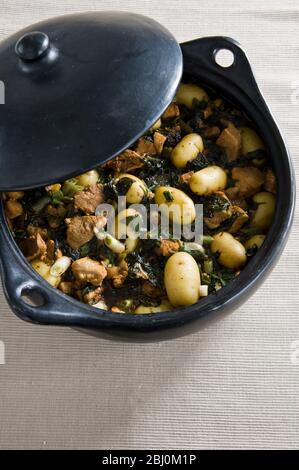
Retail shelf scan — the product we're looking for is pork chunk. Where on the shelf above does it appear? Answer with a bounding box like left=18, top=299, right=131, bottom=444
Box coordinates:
left=203, top=126, right=221, bottom=138
left=216, top=122, right=241, bottom=161
left=72, top=257, right=107, bottom=286
left=74, top=184, right=104, bottom=215
left=162, top=103, right=180, bottom=120
left=142, top=281, right=163, bottom=298
left=27, top=224, right=48, bottom=240
left=106, top=260, right=128, bottom=287
left=65, top=215, right=107, bottom=249
left=231, top=166, right=264, bottom=197
left=135, top=137, right=156, bottom=155
left=104, top=149, right=144, bottom=172
left=5, top=200, right=23, bottom=219
left=204, top=191, right=232, bottom=229
left=153, top=132, right=167, bottom=154
left=6, top=191, right=24, bottom=200
left=19, top=233, right=47, bottom=261
left=83, top=286, right=103, bottom=304
left=228, top=206, right=249, bottom=234
left=155, top=240, right=180, bottom=257
left=179, top=171, right=194, bottom=184
left=264, top=168, right=276, bottom=194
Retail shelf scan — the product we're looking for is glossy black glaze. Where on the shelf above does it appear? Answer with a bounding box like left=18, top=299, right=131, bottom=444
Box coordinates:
left=0, top=12, right=182, bottom=191
left=0, top=36, right=295, bottom=341
left=15, top=31, right=50, bottom=61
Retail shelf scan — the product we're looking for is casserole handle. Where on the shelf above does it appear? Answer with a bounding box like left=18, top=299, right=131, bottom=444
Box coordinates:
left=180, top=36, right=269, bottom=110
left=0, top=220, right=108, bottom=327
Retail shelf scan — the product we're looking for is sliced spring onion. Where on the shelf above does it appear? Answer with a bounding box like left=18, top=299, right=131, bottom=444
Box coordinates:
left=62, top=179, right=84, bottom=196
left=32, top=196, right=51, bottom=213
left=202, top=235, right=214, bottom=245
left=199, top=285, right=208, bottom=297
left=93, top=300, right=108, bottom=310
left=183, top=242, right=204, bottom=253
left=94, top=227, right=125, bottom=254
left=204, top=259, right=213, bottom=274
left=104, top=234, right=125, bottom=254
left=50, top=256, right=72, bottom=277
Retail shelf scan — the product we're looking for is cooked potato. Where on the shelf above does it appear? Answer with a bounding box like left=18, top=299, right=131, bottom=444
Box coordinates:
left=251, top=191, right=276, bottom=231
left=76, top=170, right=99, bottom=187
left=211, top=232, right=247, bottom=269
left=115, top=173, right=147, bottom=204
left=240, top=126, right=266, bottom=167
left=189, top=166, right=227, bottom=195
left=244, top=234, right=266, bottom=250
left=150, top=118, right=162, bottom=131
left=164, top=252, right=201, bottom=307
left=176, top=83, right=209, bottom=108
left=240, top=127, right=265, bottom=154
left=135, top=299, right=173, bottom=314
left=171, top=133, right=204, bottom=169
left=155, top=186, right=196, bottom=225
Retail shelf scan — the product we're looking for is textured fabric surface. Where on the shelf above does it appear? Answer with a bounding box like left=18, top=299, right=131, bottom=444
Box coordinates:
left=0, top=0, right=299, bottom=450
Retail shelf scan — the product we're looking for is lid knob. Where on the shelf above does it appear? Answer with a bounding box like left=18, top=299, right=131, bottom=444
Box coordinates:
left=15, top=31, right=50, bottom=61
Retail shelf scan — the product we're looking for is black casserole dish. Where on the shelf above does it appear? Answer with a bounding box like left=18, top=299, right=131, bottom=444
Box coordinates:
left=0, top=13, right=295, bottom=340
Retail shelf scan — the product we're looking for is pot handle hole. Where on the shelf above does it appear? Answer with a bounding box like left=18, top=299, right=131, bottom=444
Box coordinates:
left=180, top=36, right=267, bottom=106
left=0, top=221, right=103, bottom=326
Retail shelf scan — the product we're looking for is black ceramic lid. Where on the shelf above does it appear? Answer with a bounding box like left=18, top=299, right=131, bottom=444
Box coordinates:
left=0, top=12, right=182, bottom=191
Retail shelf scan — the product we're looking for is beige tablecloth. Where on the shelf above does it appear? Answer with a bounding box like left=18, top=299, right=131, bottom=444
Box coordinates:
left=0, top=0, right=299, bottom=450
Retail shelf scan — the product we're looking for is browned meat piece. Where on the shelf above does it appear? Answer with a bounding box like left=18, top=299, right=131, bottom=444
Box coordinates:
left=225, top=187, right=248, bottom=210
left=83, top=286, right=103, bottom=304
left=74, top=184, right=104, bottom=215
left=110, top=306, right=124, bottom=313
left=228, top=206, right=249, bottom=233
left=106, top=265, right=119, bottom=279
left=162, top=103, right=180, bottom=119
left=264, top=168, right=276, bottom=194
left=72, top=257, right=107, bottom=286
left=203, top=126, right=221, bottom=138
left=232, top=166, right=265, bottom=197
left=27, top=224, right=48, bottom=240
left=135, top=137, right=156, bottom=155
left=5, top=200, right=23, bottom=219
left=65, top=215, right=107, bottom=249
left=216, top=122, right=241, bottom=161
left=104, top=149, right=144, bottom=172
left=55, top=248, right=63, bottom=259
left=204, top=211, right=231, bottom=230
left=19, top=233, right=47, bottom=261
left=47, top=205, right=66, bottom=217
left=5, top=191, right=24, bottom=200
left=213, top=98, right=223, bottom=109
left=107, top=260, right=128, bottom=288
left=155, top=240, right=180, bottom=257
left=153, top=131, right=167, bottom=154
left=203, top=105, right=213, bottom=119
left=142, top=281, right=163, bottom=298
left=47, top=204, right=67, bottom=229
left=59, top=282, right=73, bottom=295
left=204, top=191, right=232, bottom=230
left=46, top=240, right=55, bottom=262
left=179, top=171, right=194, bottom=184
